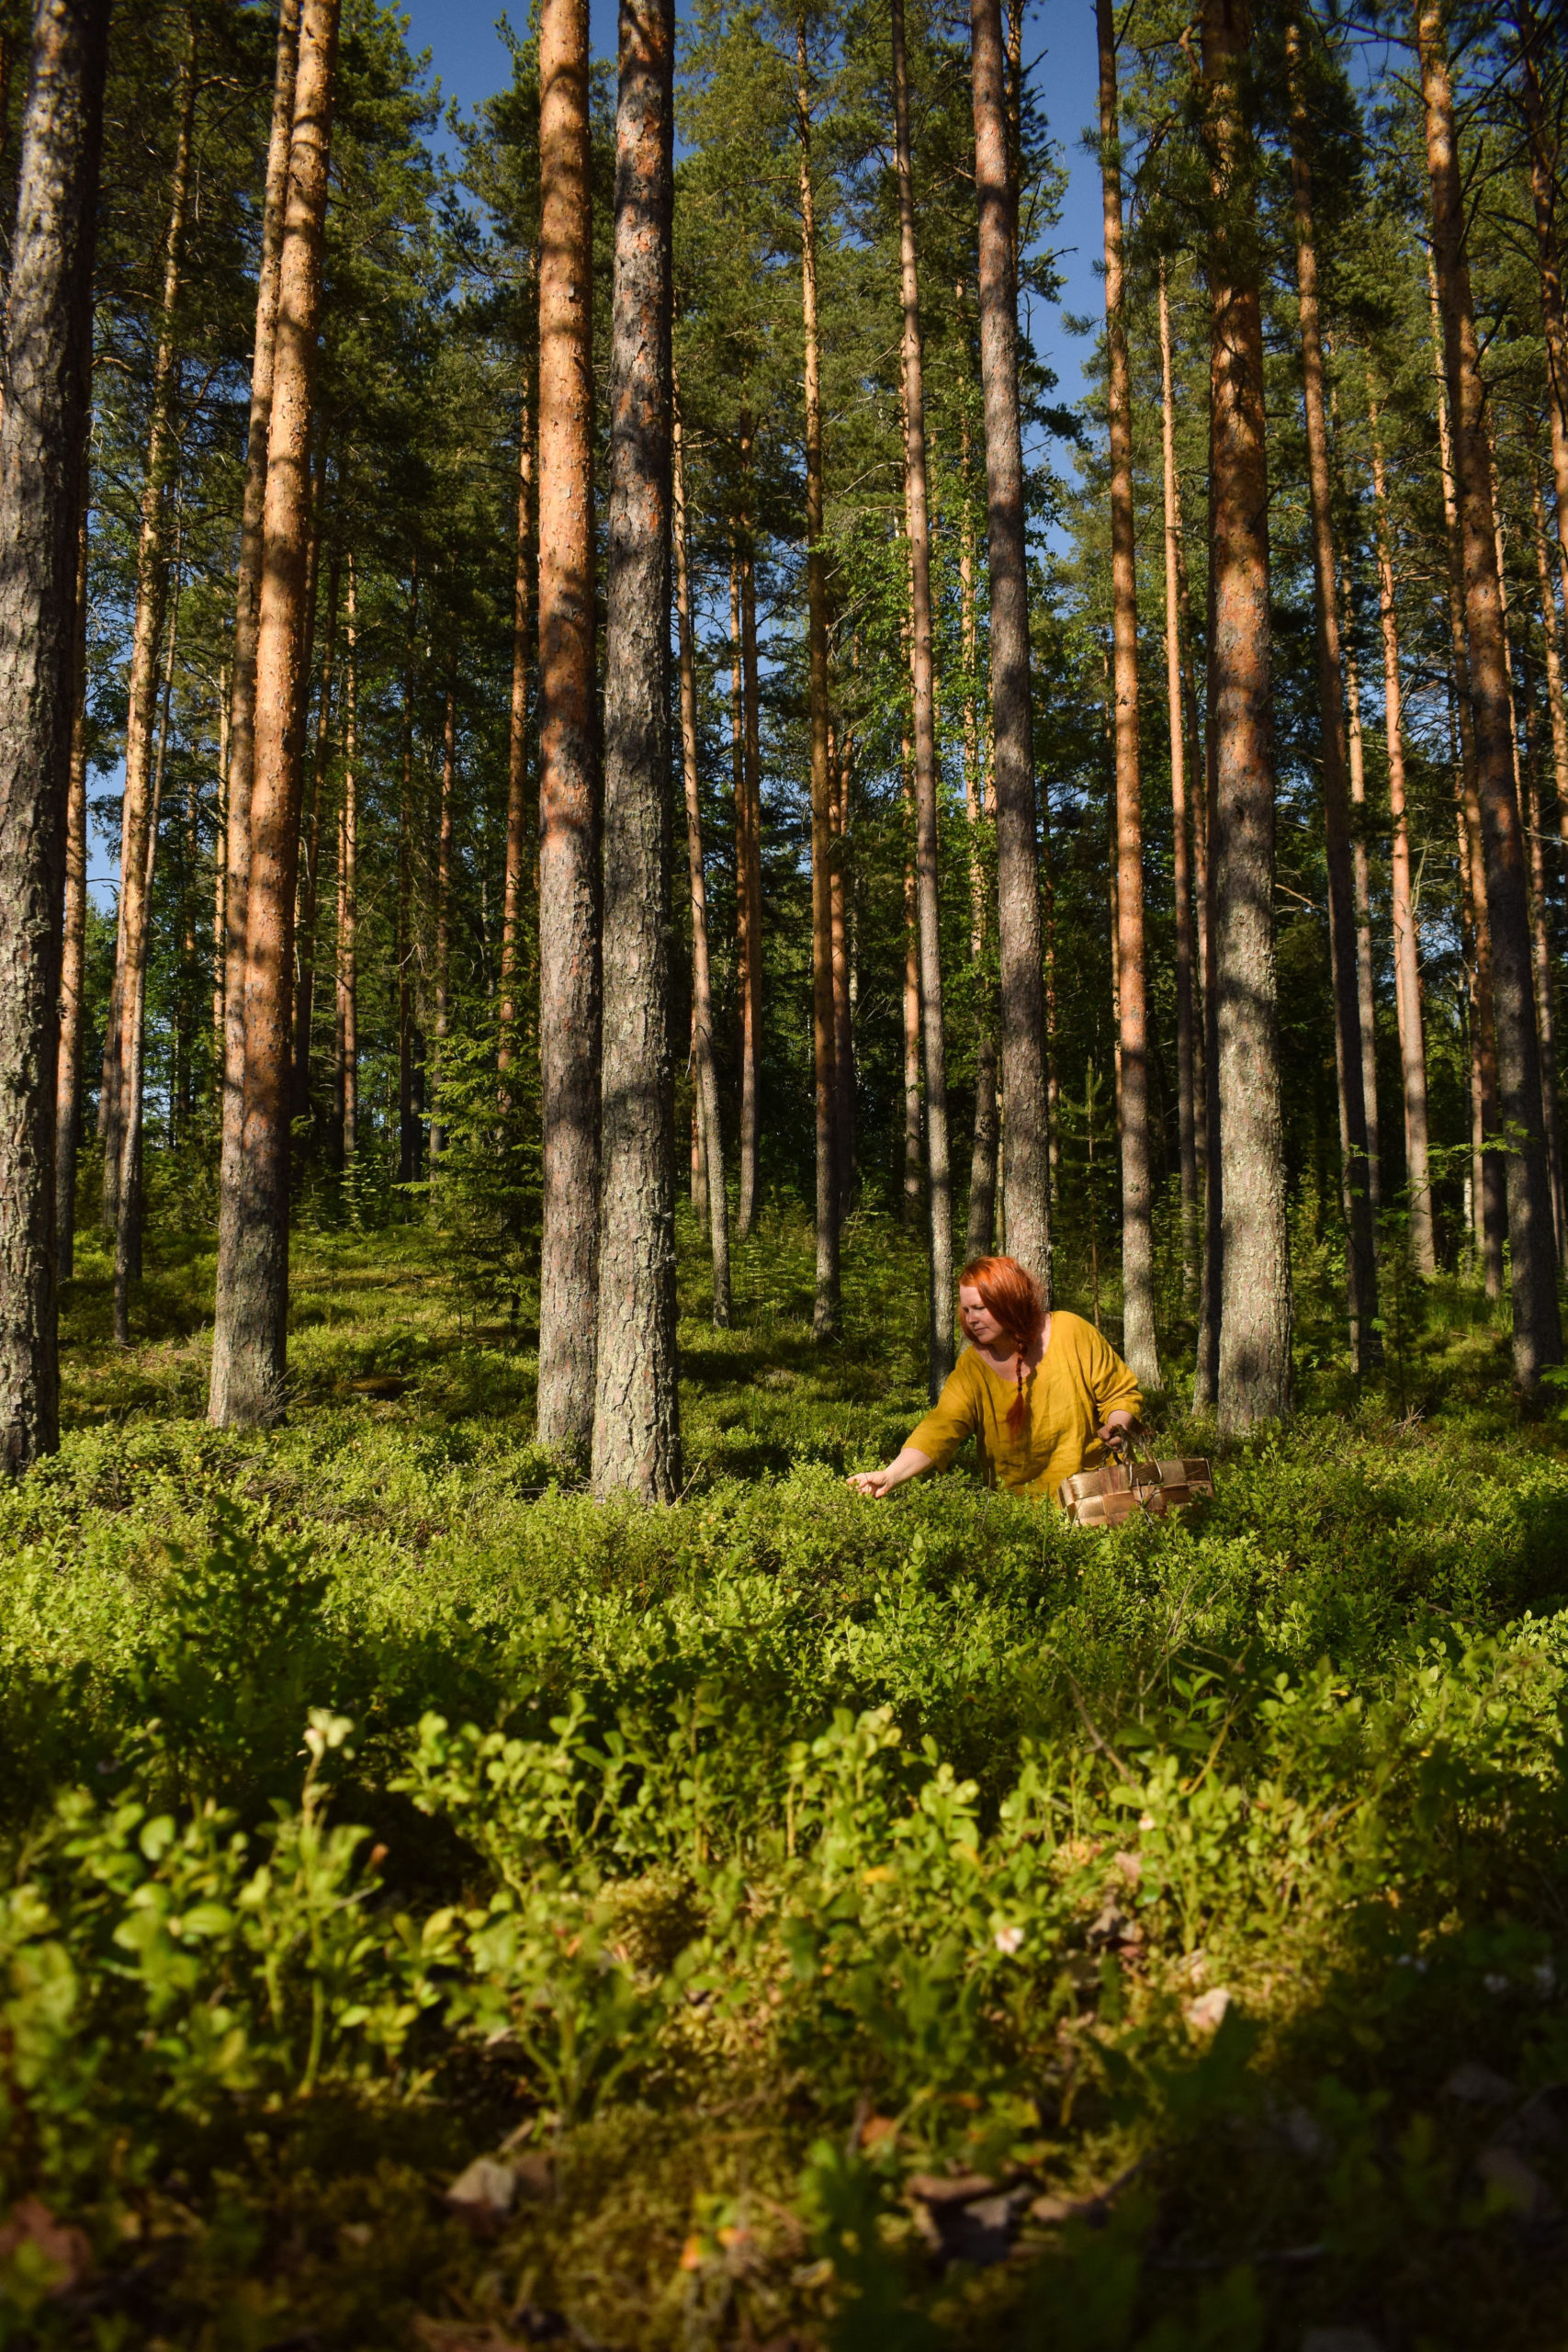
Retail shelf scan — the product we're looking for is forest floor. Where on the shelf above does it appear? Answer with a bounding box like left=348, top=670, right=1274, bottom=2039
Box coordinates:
left=5, top=1207, right=1568, bottom=2349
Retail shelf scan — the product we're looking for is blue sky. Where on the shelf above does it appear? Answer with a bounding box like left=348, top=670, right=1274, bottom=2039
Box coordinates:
left=398, top=0, right=1108, bottom=418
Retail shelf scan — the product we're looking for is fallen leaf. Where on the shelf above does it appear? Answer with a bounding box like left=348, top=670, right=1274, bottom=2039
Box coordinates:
left=445, top=2157, right=516, bottom=2220
left=1184, top=1986, right=1231, bottom=2033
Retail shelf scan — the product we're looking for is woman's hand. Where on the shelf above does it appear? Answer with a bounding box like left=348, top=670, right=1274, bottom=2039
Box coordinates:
left=848, top=1445, right=932, bottom=1499
left=1097, top=1409, right=1137, bottom=1451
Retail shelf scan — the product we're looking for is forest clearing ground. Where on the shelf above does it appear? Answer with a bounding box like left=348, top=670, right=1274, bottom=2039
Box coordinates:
left=5, top=1213, right=1568, bottom=2348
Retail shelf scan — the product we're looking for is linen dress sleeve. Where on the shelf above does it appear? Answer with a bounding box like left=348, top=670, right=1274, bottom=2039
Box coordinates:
left=1082, top=1322, right=1142, bottom=1423
left=904, top=1357, right=982, bottom=1473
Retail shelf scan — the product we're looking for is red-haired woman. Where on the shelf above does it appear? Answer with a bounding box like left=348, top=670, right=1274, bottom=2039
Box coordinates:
left=847, top=1255, right=1141, bottom=1505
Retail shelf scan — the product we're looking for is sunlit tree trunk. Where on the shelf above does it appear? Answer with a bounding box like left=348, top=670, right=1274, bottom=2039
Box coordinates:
left=1370, top=401, right=1435, bottom=1274
left=1287, top=18, right=1377, bottom=1373
left=736, top=412, right=763, bottom=1238
left=215, top=0, right=299, bottom=1329
left=829, top=718, right=856, bottom=1203
left=213, top=664, right=228, bottom=1051
left=971, top=0, right=1049, bottom=1292
left=592, top=0, right=678, bottom=1499
left=1202, top=0, right=1292, bottom=1429
left=103, top=13, right=196, bottom=1245
left=1342, top=604, right=1382, bottom=1217
left=1097, top=0, right=1158, bottom=1389
left=498, top=388, right=533, bottom=1082
left=796, top=16, right=839, bottom=1337
left=114, top=556, right=181, bottom=1343
left=891, top=0, right=953, bottom=1386
left=292, top=543, right=339, bottom=1131
left=675, top=387, right=730, bottom=1327
left=55, top=506, right=89, bottom=1283
left=536, top=0, right=601, bottom=1448
left=0, top=0, right=108, bottom=1468
left=1514, top=2, right=1568, bottom=609
left=901, top=737, right=922, bottom=1227
left=1420, top=0, right=1561, bottom=1385
left=959, top=405, right=998, bottom=1261
left=1158, top=267, right=1199, bottom=1305
left=333, top=554, right=357, bottom=1167
left=209, top=0, right=340, bottom=1428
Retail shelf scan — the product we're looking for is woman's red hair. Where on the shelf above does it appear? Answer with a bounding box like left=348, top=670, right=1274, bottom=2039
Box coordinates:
left=961, top=1255, right=1044, bottom=1437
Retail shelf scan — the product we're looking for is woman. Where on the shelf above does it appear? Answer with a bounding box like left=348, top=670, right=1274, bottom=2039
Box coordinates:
left=847, top=1254, right=1141, bottom=1505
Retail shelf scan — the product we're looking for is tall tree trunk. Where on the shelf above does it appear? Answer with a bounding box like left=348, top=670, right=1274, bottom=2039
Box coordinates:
left=536, top=0, right=600, bottom=1449
left=1342, top=597, right=1382, bottom=1216
left=971, top=0, right=1049, bottom=1292
left=396, top=562, right=418, bottom=1187
left=212, top=662, right=228, bottom=1052
left=429, top=675, right=455, bottom=1166
left=1521, top=659, right=1566, bottom=1257
left=1514, top=1, right=1568, bottom=609
left=1419, top=0, right=1562, bottom=1386
left=1534, top=464, right=1568, bottom=867
left=1287, top=18, right=1378, bottom=1373
left=796, top=17, right=839, bottom=1338
left=1097, top=0, right=1159, bottom=1389
left=291, top=542, right=339, bottom=1131
left=114, top=554, right=181, bottom=1343
left=1202, top=0, right=1292, bottom=1429
left=103, top=13, right=196, bottom=1242
left=736, top=413, right=764, bottom=1238
left=498, top=387, right=533, bottom=1080
left=592, top=0, right=678, bottom=1501
left=1370, top=399, right=1436, bottom=1273
left=829, top=718, right=855, bottom=1203
left=0, top=0, right=107, bottom=1467
left=1194, top=521, right=1224, bottom=1411
left=959, top=404, right=998, bottom=1261
left=901, top=744, right=922, bottom=1227
left=891, top=0, right=953, bottom=1388
left=216, top=0, right=299, bottom=1339
left=208, top=0, right=340, bottom=1428
left=675, top=385, right=730, bottom=1327
left=727, top=534, right=747, bottom=1230
left=55, top=503, right=89, bottom=1284
left=333, top=552, right=357, bottom=1166
left=1158, top=266, right=1199, bottom=1306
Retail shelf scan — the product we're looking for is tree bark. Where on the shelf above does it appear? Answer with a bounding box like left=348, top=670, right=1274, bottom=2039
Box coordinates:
left=1419, top=0, right=1561, bottom=1385
left=55, top=503, right=89, bottom=1284
left=291, top=541, right=339, bottom=1130
left=209, top=0, right=339, bottom=1427
left=0, top=0, right=107, bottom=1468
left=102, top=12, right=196, bottom=1241
left=592, top=0, right=678, bottom=1501
left=1097, top=0, right=1158, bottom=1389
left=536, top=0, right=601, bottom=1450
left=675, top=386, right=730, bottom=1327
left=901, top=743, right=922, bottom=1227
left=971, top=0, right=1049, bottom=1293
left=333, top=552, right=356, bottom=1167
left=428, top=674, right=456, bottom=1166
left=736, top=413, right=764, bottom=1238
left=1534, top=463, right=1568, bottom=870
left=1287, top=19, right=1378, bottom=1373
left=1194, top=517, right=1223, bottom=1411
left=114, top=552, right=181, bottom=1343
left=498, top=388, right=533, bottom=1079
left=796, top=16, right=839, bottom=1338
left=1514, top=1, right=1568, bottom=610
left=891, top=0, right=953, bottom=1388
left=1370, top=400, right=1435, bottom=1273
left=1521, top=658, right=1565, bottom=1258
left=1202, top=0, right=1292, bottom=1429
left=1342, top=595, right=1382, bottom=1216
left=215, top=0, right=299, bottom=1332
left=1157, top=266, right=1199, bottom=1306
left=829, top=717, right=855, bottom=1204
left=396, top=563, right=418, bottom=1187
left=959, top=402, right=998, bottom=1261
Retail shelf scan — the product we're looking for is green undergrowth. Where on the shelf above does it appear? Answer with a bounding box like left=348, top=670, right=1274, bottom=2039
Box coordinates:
left=4, top=1210, right=1568, bottom=2347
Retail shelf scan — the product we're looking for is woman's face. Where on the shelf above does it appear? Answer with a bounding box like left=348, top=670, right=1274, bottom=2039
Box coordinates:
left=958, top=1285, right=1005, bottom=1349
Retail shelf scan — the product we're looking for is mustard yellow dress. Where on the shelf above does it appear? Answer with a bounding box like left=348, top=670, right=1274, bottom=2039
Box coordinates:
left=905, top=1311, right=1142, bottom=1503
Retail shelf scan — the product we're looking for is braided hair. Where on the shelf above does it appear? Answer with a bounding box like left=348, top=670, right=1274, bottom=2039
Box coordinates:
left=960, top=1255, right=1045, bottom=1438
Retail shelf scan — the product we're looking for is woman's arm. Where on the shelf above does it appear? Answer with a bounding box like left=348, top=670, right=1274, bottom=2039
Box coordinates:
left=848, top=1445, right=934, bottom=1499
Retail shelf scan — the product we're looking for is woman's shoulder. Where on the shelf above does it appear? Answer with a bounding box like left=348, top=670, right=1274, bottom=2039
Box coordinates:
left=1049, top=1309, right=1097, bottom=1345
